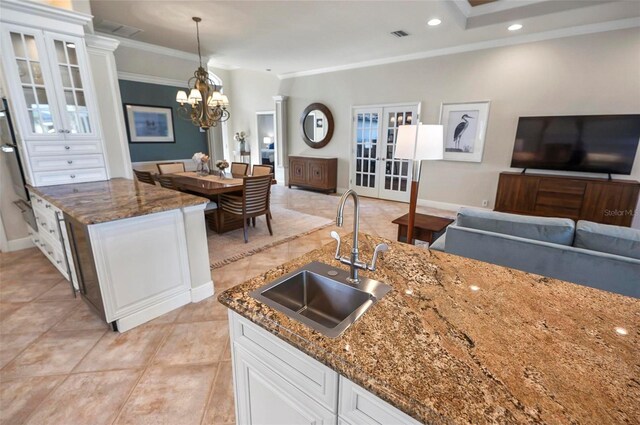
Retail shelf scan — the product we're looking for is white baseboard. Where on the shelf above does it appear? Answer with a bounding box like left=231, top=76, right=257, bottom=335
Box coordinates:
left=115, top=290, right=191, bottom=332
left=417, top=199, right=486, bottom=213
left=6, top=236, right=34, bottom=252
left=191, top=280, right=214, bottom=303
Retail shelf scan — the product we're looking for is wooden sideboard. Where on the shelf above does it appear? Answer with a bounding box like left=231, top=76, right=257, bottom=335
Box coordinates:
left=288, top=156, right=337, bottom=193
left=495, top=172, right=639, bottom=227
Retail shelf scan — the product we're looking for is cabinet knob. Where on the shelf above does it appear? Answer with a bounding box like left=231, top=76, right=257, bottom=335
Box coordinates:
left=58, top=129, right=65, bottom=133
left=47, top=251, right=53, bottom=255
left=70, top=174, right=76, bottom=178
left=45, top=204, right=51, bottom=208
left=64, top=129, right=71, bottom=133
left=49, top=229, right=55, bottom=234
left=65, top=146, right=70, bottom=150
left=67, top=160, right=73, bottom=164
left=56, top=260, right=62, bottom=264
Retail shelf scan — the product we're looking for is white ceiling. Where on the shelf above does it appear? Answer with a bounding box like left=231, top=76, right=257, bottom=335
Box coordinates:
left=89, top=0, right=640, bottom=76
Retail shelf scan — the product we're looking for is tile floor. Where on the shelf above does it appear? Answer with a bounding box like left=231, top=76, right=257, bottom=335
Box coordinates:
left=0, top=186, right=454, bottom=425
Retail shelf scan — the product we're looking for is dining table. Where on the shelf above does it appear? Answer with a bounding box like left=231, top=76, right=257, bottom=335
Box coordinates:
left=169, top=171, right=245, bottom=233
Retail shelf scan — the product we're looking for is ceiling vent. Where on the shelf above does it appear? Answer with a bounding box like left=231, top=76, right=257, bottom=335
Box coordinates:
left=95, top=19, right=143, bottom=38
left=390, top=30, right=409, bottom=38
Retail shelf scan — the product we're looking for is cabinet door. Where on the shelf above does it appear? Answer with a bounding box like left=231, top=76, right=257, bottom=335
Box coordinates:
left=43, top=33, right=100, bottom=140
left=233, top=344, right=336, bottom=425
left=0, top=25, right=64, bottom=140
left=495, top=174, right=539, bottom=213
left=307, top=160, right=328, bottom=189
left=582, top=182, right=639, bottom=226
left=289, top=158, right=307, bottom=185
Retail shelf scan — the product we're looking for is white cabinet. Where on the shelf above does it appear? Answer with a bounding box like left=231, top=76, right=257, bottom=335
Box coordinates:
left=1, top=25, right=100, bottom=140
left=0, top=1, right=108, bottom=186
left=29, top=190, right=78, bottom=290
left=228, top=311, right=423, bottom=425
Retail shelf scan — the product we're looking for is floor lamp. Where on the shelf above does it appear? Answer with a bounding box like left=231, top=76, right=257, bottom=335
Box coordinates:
left=394, top=124, right=444, bottom=244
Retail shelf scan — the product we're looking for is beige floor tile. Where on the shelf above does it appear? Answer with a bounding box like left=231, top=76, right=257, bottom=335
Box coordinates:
left=202, top=361, right=235, bottom=425
left=74, top=325, right=167, bottom=372
left=114, top=364, right=217, bottom=425
left=52, top=304, right=110, bottom=332
left=0, top=375, right=63, bottom=425
left=2, top=330, right=105, bottom=379
left=0, top=332, right=41, bottom=369
left=25, top=370, right=142, bottom=425
left=0, top=280, right=60, bottom=303
left=176, top=297, right=229, bottom=324
left=0, top=300, right=78, bottom=334
left=0, top=302, right=24, bottom=321
left=153, top=321, right=228, bottom=366
left=36, top=281, right=76, bottom=301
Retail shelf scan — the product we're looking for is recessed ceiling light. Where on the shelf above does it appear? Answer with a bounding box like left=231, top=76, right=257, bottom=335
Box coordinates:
left=508, top=24, right=523, bottom=31
left=427, top=18, right=442, bottom=26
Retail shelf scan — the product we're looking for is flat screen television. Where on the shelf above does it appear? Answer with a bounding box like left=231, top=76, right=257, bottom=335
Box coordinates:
left=510, top=114, right=640, bottom=175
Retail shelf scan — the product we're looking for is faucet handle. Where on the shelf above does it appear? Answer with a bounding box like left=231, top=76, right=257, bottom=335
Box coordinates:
left=368, top=243, right=388, bottom=271
left=330, top=231, right=341, bottom=260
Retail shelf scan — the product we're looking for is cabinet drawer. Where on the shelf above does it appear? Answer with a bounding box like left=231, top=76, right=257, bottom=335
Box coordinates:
left=26, top=141, right=103, bottom=156
left=339, top=377, right=421, bottom=425
left=539, top=178, right=586, bottom=195
left=33, top=167, right=107, bottom=186
left=230, top=312, right=339, bottom=412
left=30, top=154, right=105, bottom=172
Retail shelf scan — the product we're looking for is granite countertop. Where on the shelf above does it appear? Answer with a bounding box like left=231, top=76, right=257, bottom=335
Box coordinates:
left=28, top=178, right=208, bottom=225
left=218, top=233, right=639, bottom=424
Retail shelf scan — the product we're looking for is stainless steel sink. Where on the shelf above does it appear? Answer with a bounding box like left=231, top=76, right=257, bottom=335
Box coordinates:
left=250, top=262, right=391, bottom=338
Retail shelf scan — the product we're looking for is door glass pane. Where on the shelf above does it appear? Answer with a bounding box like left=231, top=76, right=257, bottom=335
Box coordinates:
left=17, top=60, right=30, bottom=84
left=11, top=33, right=25, bottom=57
left=30, top=62, right=43, bottom=85
left=34, top=88, right=48, bottom=106
left=70, top=67, right=82, bottom=88
left=354, top=112, right=378, bottom=190
left=55, top=40, right=66, bottom=63
left=67, top=44, right=78, bottom=65
left=24, top=35, right=38, bottom=60
left=23, top=87, right=36, bottom=108
left=64, top=89, right=75, bottom=106
left=59, top=65, right=72, bottom=87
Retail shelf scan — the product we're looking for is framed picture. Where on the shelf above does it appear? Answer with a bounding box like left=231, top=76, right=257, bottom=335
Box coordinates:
left=124, top=104, right=175, bottom=143
left=439, top=101, right=490, bottom=162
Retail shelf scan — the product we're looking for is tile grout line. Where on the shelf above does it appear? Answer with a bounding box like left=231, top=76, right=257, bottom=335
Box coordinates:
left=199, top=359, right=223, bottom=425
left=110, top=323, right=175, bottom=425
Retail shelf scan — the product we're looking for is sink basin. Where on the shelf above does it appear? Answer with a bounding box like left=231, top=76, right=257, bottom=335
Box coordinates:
left=250, top=262, right=391, bottom=338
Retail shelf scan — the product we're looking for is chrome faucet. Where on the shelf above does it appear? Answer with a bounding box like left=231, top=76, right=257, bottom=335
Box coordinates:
left=331, top=189, right=388, bottom=283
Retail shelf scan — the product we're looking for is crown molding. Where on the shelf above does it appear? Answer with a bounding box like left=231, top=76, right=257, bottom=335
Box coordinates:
left=117, top=71, right=186, bottom=88
left=278, top=17, right=640, bottom=80
left=85, top=34, right=120, bottom=52
left=96, top=32, right=201, bottom=62
left=96, top=32, right=239, bottom=70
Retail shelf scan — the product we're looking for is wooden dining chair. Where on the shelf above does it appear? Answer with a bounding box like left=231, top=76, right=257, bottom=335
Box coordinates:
left=252, top=164, right=273, bottom=176
left=133, top=169, right=156, bottom=185
left=157, top=162, right=186, bottom=175
left=230, top=162, right=249, bottom=178
left=219, top=174, right=273, bottom=243
left=157, top=175, right=178, bottom=190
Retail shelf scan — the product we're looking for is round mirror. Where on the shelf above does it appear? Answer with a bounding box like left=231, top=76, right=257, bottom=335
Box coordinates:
left=300, top=103, right=334, bottom=148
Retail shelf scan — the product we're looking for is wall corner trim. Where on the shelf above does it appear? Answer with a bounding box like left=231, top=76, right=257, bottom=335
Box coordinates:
left=117, top=71, right=186, bottom=88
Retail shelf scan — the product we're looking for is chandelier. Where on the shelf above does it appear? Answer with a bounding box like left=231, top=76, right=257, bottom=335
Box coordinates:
left=176, top=17, right=229, bottom=129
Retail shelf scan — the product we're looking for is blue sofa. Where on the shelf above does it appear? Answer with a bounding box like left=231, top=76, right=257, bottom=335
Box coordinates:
left=430, top=208, right=640, bottom=298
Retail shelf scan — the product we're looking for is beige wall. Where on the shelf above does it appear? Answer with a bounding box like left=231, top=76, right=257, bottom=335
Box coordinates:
left=226, top=28, right=640, bottom=219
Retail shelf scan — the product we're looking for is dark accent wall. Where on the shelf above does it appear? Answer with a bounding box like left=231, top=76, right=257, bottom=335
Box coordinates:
left=119, top=79, right=207, bottom=162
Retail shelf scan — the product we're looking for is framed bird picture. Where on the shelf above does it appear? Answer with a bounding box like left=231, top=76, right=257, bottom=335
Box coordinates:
left=439, top=101, right=490, bottom=162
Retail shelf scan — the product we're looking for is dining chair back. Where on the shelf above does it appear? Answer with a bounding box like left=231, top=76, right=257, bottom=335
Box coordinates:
left=252, top=164, right=273, bottom=176
left=133, top=169, right=156, bottom=185
left=157, top=162, right=186, bottom=175
left=231, top=162, right=249, bottom=178
left=219, top=174, right=273, bottom=243
left=157, top=175, right=178, bottom=190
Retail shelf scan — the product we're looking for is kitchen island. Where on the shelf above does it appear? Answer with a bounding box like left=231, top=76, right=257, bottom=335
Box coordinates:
left=219, top=233, right=639, bottom=424
left=28, top=178, right=213, bottom=332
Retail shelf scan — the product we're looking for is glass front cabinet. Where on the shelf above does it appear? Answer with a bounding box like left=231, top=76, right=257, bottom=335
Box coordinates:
left=1, top=24, right=100, bottom=141
left=1, top=16, right=107, bottom=187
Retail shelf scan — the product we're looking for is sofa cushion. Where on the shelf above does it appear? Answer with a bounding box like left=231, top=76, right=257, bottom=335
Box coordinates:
left=574, top=220, right=640, bottom=260
left=456, top=207, right=575, bottom=245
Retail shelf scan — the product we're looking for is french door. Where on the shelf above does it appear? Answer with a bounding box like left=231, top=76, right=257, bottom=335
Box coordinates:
left=352, top=104, right=418, bottom=202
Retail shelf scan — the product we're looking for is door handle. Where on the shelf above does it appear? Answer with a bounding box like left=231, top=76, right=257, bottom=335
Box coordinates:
left=65, top=146, right=70, bottom=150
left=67, top=160, right=73, bottom=164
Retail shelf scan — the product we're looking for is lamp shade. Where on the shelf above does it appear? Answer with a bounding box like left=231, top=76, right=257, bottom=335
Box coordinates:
left=176, top=90, right=188, bottom=104
left=263, top=136, right=272, bottom=145
left=394, top=124, right=444, bottom=160
left=188, top=88, right=202, bottom=102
